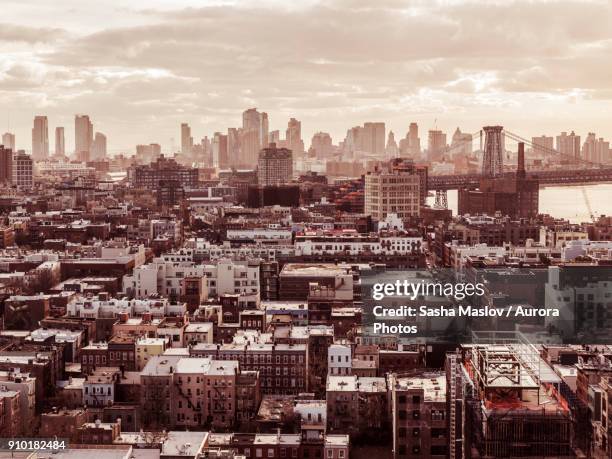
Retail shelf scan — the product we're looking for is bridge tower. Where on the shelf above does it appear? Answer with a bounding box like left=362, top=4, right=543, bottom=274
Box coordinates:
left=482, top=125, right=504, bottom=177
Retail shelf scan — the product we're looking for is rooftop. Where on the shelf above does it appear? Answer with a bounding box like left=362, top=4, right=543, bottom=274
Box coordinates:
left=393, top=373, right=446, bottom=402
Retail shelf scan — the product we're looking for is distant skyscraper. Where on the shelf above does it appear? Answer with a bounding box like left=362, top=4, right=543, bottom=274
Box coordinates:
left=55, top=127, right=65, bottom=157
left=481, top=125, right=504, bottom=177
left=285, top=118, right=304, bottom=155
left=451, top=127, right=473, bottom=157
left=309, top=132, right=333, bottom=159
left=181, top=123, right=193, bottom=156
left=92, top=132, right=107, bottom=160
left=268, top=130, right=280, bottom=146
left=531, top=135, right=554, bottom=156
left=556, top=131, right=581, bottom=158
left=362, top=122, right=385, bottom=156
left=212, top=132, right=228, bottom=168
left=261, top=112, right=269, bottom=148
left=75, top=115, right=93, bottom=161
left=344, top=126, right=363, bottom=153
left=226, top=128, right=241, bottom=167
left=32, top=115, right=49, bottom=160
left=258, top=143, right=293, bottom=186
left=0, top=145, right=12, bottom=184
left=136, top=144, right=161, bottom=164
left=386, top=131, right=398, bottom=157
left=427, top=129, right=447, bottom=160
left=2, top=132, right=15, bottom=151
left=399, top=123, right=421, bottom=158
left=408, top=123, right=421, bottom=155
left=241, top=108, right=268, bottom=165
left=582, top=133, right=609, bottom=164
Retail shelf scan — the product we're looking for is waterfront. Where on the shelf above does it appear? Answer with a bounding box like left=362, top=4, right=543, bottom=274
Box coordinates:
left=428, top=184, right=612, bottom=223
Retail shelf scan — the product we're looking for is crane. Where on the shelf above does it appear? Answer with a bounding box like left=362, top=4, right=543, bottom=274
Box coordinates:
left=581, top=186, right=596, bottom=223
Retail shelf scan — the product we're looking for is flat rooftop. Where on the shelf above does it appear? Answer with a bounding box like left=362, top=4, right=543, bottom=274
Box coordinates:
left=280, top=263, right=349, bottom=277
left=393, top=373, right=446, bottom=402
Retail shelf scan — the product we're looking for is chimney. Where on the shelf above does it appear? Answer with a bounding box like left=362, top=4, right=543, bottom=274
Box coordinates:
left=517, top=142, right=526, bottom=178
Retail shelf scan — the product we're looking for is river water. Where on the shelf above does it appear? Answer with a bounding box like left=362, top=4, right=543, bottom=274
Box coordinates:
left=428, top=184, right=612, bottom=224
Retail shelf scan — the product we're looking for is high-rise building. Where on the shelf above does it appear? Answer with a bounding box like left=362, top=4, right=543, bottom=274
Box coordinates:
left=450, top=127, right=473, bottom=157
left=55, top=127, right=65, bottom=157
left=364, top=161, right=421, bottom=220
left=212, top=132, right=228, bottom=169
left=582, top=133, right=610, bottom=164
left=556, top=131, right=581, bottom=158
left=386, top=131, right=399, bottom=157
left=268, top=130, right=280, bottom=146
left=261, top=112, right=269, bottom=148
left=180, top=123, right=193, bottom=156
left=257, top=143, right=293, bottom=186
left=2, top=133, right=15, bottom=152
left=408, top=122, right=420, bottom=152
left=75, top=115, right=93, bottom=161
left=362, top=122, right=385, bottom=156
left=286, top=118, right=304, bottom=155
left=531, top=135, right=553, bottom=156
left=0, top=145, right=12, bottom=184
left=32, top=116, right=49, bottom=161
left=309, top=132, right=334, bottom=159
left=201, top=136, right=211, bottom=163
left=12, top=151, right=33, bottom=189
left=226, top=128, right=241, bottom=167
left=399, top=123, right=421, bottom=158
left=427, top=129, right=447, bottom=160
left=344, top=126, right=363, bottom=153
left=241, top=108, right=268, bottom=166
left=91, top=132, right=107, bottom=160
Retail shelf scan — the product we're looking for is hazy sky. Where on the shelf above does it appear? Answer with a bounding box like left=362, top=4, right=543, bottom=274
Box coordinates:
left=1, top=0, right=612, bottom=153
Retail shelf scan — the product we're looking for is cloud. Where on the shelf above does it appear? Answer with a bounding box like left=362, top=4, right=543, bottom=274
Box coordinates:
left=1, top=0, right=612, bottom=151
left=0, top=23, right=65, bottom=43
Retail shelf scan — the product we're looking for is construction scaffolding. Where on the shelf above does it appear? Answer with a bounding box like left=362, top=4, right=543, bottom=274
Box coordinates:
left=461, top=332, right=576, bottom=458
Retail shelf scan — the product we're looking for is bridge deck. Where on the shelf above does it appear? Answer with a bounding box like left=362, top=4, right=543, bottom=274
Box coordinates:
left=428, top=167, right=612, bottom=190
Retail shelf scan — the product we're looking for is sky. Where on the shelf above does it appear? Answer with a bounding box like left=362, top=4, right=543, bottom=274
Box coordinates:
left=1, top=0, right=612, bottom=154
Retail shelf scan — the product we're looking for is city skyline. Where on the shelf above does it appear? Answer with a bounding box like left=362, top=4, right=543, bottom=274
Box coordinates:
left=1, top=0, right=612, bottom=152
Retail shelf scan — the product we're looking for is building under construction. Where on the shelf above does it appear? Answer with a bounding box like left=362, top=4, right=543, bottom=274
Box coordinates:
left=446, top=337, right=588, bottom=458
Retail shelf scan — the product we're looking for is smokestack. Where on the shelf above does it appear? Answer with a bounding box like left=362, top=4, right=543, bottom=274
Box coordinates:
left=517, top=142, right=525, bottom=178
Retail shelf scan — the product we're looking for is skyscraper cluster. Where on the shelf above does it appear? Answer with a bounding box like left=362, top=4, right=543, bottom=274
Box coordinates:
left=343, top=122, right=386, bottom=156
left=75, top=114, right=107, bottom=162
left=7, top=114, right=108, bottom=163
left=177, top=109, right=308, bottom=169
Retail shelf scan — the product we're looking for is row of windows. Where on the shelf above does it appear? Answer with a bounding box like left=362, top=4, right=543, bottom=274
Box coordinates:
left=200, top=354, right=305, bottom=364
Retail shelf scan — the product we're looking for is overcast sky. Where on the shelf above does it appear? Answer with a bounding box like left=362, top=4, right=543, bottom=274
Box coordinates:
left=1, top=0, right=612, bottom=153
